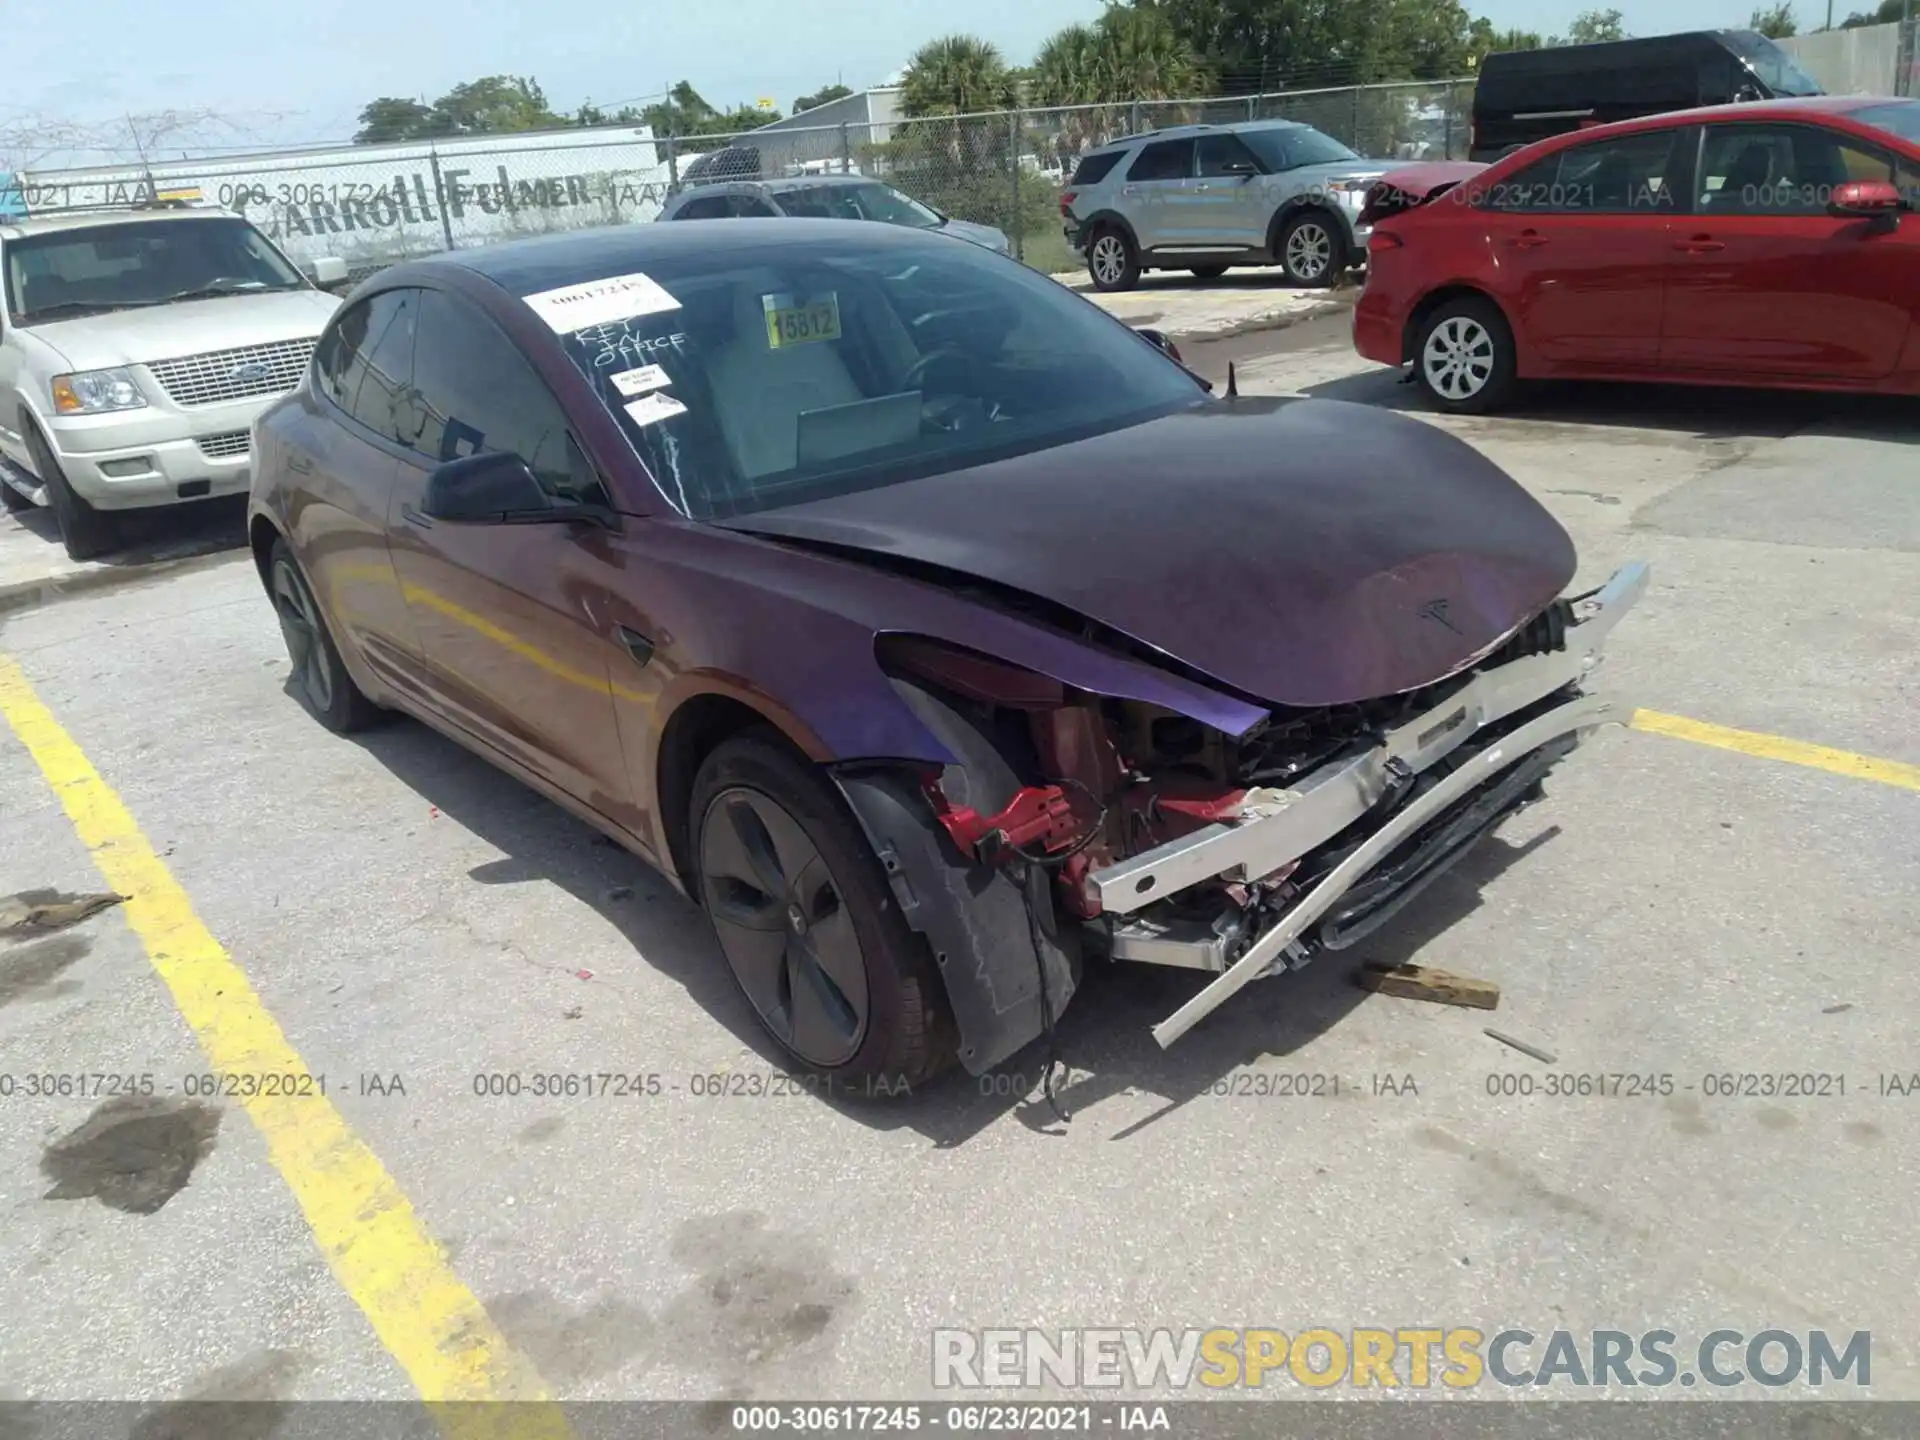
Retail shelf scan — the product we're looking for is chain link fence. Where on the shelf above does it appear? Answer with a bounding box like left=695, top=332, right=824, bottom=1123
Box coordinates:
left=8, top=78, right=1473, bottom=282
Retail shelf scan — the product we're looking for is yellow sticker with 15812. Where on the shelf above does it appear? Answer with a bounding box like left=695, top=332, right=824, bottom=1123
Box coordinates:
left=764, top=292, right=841, bottom=349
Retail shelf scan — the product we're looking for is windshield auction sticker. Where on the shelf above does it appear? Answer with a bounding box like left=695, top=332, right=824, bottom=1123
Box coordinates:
left=524, top=272, right=681, bottom=333
left=624, top=391, right=687, bottom=429
left=763, top=291, right=841, bottom=350
left=609, top=364, right=672, bottom=397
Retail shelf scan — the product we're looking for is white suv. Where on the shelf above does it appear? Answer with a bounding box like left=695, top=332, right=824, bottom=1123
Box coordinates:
left=0, top=204, right=345, bottom=559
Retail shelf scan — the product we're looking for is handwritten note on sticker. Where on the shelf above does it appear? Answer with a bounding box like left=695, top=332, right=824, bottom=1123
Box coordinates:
left=609, top=364, right=671, bottom=397
left=624, top=392, right=688, bottom=429
left=523, top=272, right=681, bottom=333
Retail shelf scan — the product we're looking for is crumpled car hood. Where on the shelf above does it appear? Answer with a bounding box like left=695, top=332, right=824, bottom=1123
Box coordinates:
left=717, top=397, right=1578, bottom=708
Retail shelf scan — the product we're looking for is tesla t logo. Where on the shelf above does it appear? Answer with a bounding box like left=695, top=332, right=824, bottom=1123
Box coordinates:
left=229, top=361, right=271, bottom=382
left=1417, top=598, right=1462, bottom=634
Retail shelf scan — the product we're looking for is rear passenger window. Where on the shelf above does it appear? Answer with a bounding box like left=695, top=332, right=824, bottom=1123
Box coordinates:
left=1070, top=151, right=1125, bottom=185
left=315, top=289, right=417, bottom=441
left=674, top=195, right=732, bottom=219
left=1486, top=130, right=1681, bottom=214
left=1127, top=140, right=1194, bottom=183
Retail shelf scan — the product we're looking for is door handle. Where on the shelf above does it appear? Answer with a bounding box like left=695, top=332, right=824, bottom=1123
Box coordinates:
left=1509, top=230, right=1549, bottom=249
left=286, top=453, right=313, bottom=474
left=615, top=624, right=655, bottom=667
left=1675, top=236, right=1725, bottom=253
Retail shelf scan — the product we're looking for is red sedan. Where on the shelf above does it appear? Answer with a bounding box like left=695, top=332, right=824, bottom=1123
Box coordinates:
left=1353, top=97, right=1920, bottom=413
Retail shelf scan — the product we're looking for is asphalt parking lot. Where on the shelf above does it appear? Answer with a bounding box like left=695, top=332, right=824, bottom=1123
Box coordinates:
left=1, top=309, right=1917, bottom=1418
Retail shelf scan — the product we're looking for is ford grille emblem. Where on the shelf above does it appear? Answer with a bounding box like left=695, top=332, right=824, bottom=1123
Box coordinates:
left=229, top=361, right=271, bottom=383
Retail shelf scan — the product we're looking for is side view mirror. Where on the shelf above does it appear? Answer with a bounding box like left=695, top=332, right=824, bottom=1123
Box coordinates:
left=1828, top=179, right=1905, bottom=221
left=1134, top=327, right=1183, bottom=364
left=1220, top=161, right=1259, bottom=180
left=304, top=256, right=348, bottom=286
left=422, top=451, right=615, bottom=530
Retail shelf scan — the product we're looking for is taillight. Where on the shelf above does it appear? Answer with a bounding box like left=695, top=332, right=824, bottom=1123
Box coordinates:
left=1060, top=189, right=1077, bottom=217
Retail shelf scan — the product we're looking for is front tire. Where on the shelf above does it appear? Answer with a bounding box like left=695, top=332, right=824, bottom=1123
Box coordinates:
left=1086, top=225, right=1141, bottom=292
left=691, top=731, right=955, bottom=1094
left=26, top=427, right=117, bottom=560
left=1414, top=296, right=1517, bottom=415
left=1277, top=210, right=1346, bottom=287
left=268, top=538, right=382, bottom=732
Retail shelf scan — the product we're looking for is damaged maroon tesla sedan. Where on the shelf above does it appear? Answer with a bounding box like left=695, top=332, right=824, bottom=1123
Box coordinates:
left=247, top=218, right=1646, bottom=1090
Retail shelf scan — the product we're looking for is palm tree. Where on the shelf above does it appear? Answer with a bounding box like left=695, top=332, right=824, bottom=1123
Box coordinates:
left=1095, top=3, right=1203, bottom=101
left=900, top=35, right=1017, bottom=117
left=1033, top=24, right=1107, bottom=107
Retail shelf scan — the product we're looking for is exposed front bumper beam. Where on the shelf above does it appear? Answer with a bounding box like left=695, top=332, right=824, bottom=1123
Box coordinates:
left=1083, top=561, right=1650, bottom=1048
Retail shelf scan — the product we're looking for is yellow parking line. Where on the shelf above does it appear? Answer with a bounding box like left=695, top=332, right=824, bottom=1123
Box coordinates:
left=1632, top=708, right=1920, bottom=794
left=0, top=653, right=573, bottom=1440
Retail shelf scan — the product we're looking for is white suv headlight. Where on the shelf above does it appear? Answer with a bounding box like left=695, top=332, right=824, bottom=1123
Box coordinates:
left=51, top=368, right=148, bottom=415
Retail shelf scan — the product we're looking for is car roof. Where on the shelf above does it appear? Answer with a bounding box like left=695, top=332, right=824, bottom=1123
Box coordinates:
left=0, top=205, right=239, bottom=241
left=404, top=215, right=947, bottom=297
left=1089, top=118, right=1309, bottom=154
left=675, top=174, right=874, bottom=197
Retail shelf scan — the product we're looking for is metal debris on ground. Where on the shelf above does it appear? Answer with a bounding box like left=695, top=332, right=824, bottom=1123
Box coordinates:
left=0, top=890, right=129, bottom=939
left=1357, top=962, right=1501, bottom=1010
left=1484, top=1028, right=1557, bottom=1065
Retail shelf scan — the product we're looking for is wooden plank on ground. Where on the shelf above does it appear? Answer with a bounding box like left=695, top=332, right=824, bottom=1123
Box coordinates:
left=1356, top=962, right=1500, bottom=1010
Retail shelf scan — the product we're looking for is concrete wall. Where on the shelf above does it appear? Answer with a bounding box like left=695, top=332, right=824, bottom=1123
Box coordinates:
left=1779, top=21, right=1908, bottom=96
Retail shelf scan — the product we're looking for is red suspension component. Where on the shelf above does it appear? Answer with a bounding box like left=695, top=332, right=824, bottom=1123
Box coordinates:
left=927, top=782, right=1089, bottom=861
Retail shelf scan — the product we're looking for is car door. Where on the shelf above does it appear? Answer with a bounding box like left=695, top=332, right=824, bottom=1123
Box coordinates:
left=1478, top=126, right=1690, bottom=367
left=1120, top=138, right=1199, bottom=251
left=386, top=285, right=641, bottom=831
left=290, top=288, right=429, bottom=702
left=1194, top=132, right=1270, bottom=248
left=1658, top=121, right=1920, bottom=379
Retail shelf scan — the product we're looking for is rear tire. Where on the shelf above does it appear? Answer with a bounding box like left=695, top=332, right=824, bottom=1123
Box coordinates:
left=26, top=427, right=117, bottom=560
left=1087, top=225, right=1140, bottom=292
left=691, top=730, right=955, bottom=1095
left=268, top=537, right=382, bottom=733
left=1277, top=210, right=1346, bottom=287
left=1413, top=295, right=1517, bottom=415
left=1189, top=264, right=1229, bottom=280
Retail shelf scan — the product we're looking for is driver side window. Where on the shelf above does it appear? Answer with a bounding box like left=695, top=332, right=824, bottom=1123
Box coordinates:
left=407, top=289, right=608, bottom=507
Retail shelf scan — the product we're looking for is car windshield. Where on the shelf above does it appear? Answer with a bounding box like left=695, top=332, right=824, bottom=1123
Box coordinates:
left=1238, top=125, right=1362, bottom=171
left=1724, top=30, right=1825, bottom=97
left=3, top=216, right=304, bottom=322
left=1847, top=99, right=1920, bottom=144
left=551, top=234, right=1205, bottom=521
left=776, top=182, right=944, bottom=228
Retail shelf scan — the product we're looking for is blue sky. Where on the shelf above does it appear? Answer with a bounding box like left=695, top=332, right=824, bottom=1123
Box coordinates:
left=8, top=0, right=1788, bottom=157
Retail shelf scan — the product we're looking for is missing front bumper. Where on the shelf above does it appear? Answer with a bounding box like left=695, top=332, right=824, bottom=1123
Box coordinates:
left=1087, top=561, right=1649, bottom=1048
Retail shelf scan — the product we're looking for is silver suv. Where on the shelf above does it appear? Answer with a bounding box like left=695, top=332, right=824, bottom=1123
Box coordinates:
left=0, top=204, right=344, bottom=559
left=1061, top=120, right=1391, bottom=291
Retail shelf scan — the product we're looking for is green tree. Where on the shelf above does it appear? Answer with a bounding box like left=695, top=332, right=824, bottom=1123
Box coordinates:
left=793, top=83, right=854, bottom=113
left=353, top=97, right=446, bottom=144
left=899, top=35, right=1019, bottom=117
left=1561, top=7, right=1628, bottom=42
left=432, top=76, right=563, bottom=134
left=1749, top=2, right=1798, bottom=35
left=573, top=101, right=646, bottom=127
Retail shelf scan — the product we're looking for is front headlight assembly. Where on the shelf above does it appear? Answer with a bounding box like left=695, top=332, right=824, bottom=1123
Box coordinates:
left=51, top=368, right=148, bottom=415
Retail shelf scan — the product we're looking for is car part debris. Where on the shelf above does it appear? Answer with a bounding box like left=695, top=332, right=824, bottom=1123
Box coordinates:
left=1484, top=1028, right=1556, bottom=1064
left=0, top=890, right=128, bottom=938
